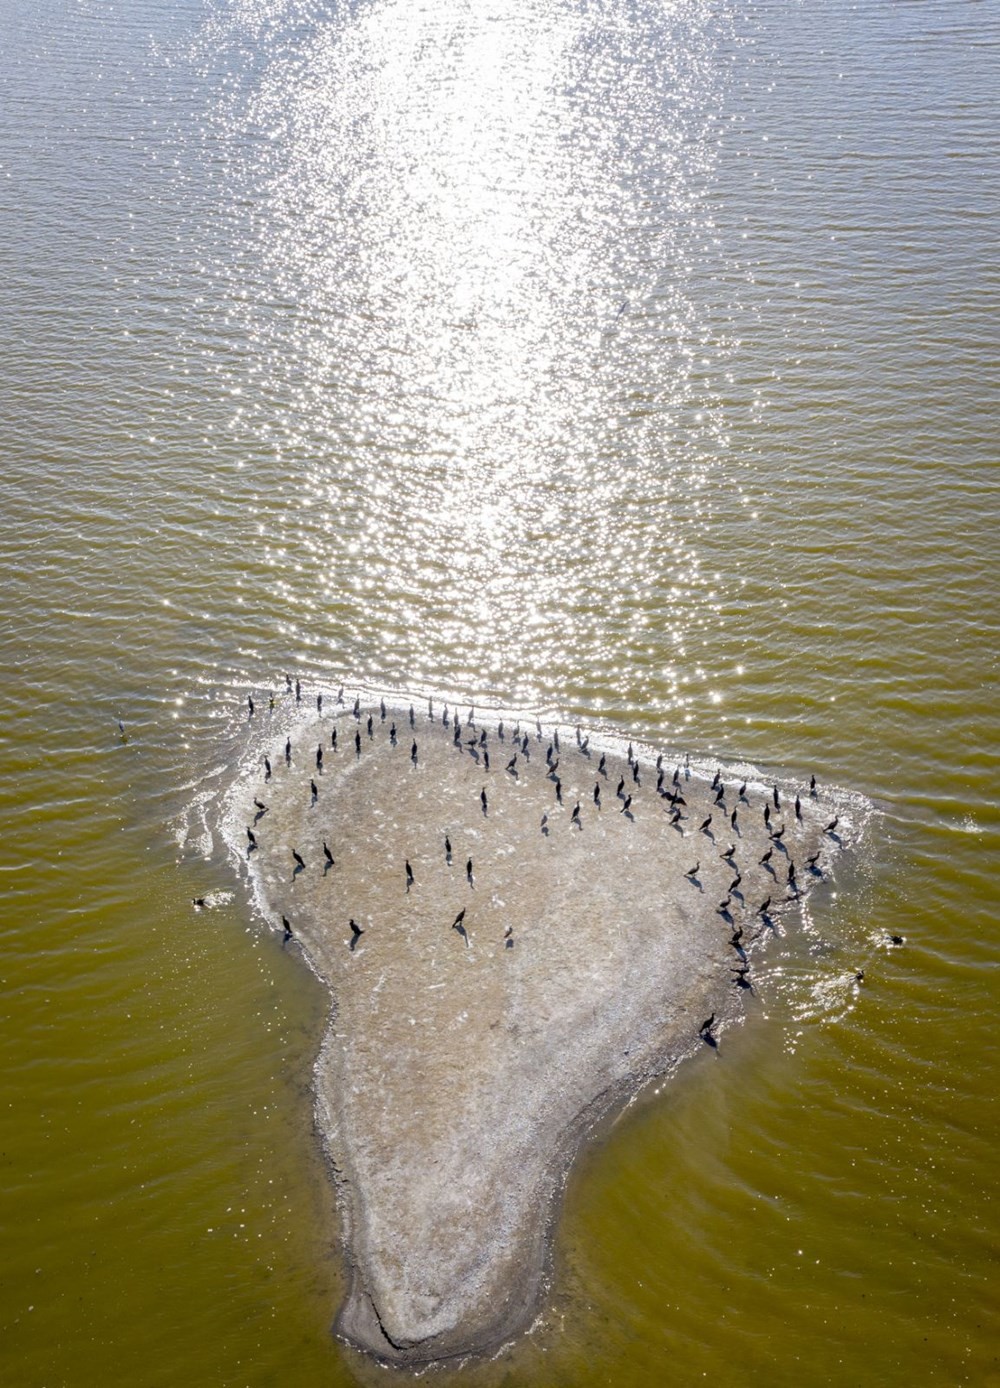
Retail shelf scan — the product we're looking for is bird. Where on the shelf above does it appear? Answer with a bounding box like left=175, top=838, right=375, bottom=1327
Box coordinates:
left=581, top=736, right=590, bottom=754
left=593, top=783, right=601, bottom=808
left=721, top=843, right=736, bottom=860
left=656, top=754, right=664, bottom=771
left=773, top=785, right=780, bottom=808
left=685, top=862, right=700, bottom=878
left=700, top=815, right=712, bottom=833
left=890, top=934, right=904, bottom=946
left=323, top=842, right=334, bottom=868
left=763, top=804, right=771, bottom=827
left=466, top=857, right=473, bottom=884
left=730, top=926, right=744, bottom=949
left=670, top=807, right=682, bottom=825
left=540, top=813, right=549, bottom=834
left=554, top=779, right=563, bottom=805
left=381, top=699, right=387, bottom=721
left=711, top=770, right=721, bottom=791
left=411, top=740, right=418, bottom=765
left=770, top=825, right=786, bottom=841
left=730, top=873, right=742, bottom=891
left=254, top=798, right=267, bottom=815
left=292, top=849, right=305, bottom=871
left=367, top=715, right=373, bottom=738
left=452, top=909, right=466, bottom=929
left=810, top=774, right=817, bottom=794
left=337, top=686, right=344, bottom=704
left=806, top=851, right=821, bottom=869
left=264, top=757, right=272, bottom=780
left=673, top=767, right=680, bottom=786
left=571, top=802, right=581, bottom=826
left=718, top=897, right=732, bottom=915
left=481, top=787, right=488, bottom=814
left=295, top=679, right=301, bottom=703
left=632, top=762, right=641, bottom=785
left=316, top=744, right=323, bottom=771
left=317, top=693, right=323, bottom=714
left=389, top=722, right=397, bottom=744
left=405, top=860, right=414, bottom=889
left=355, top=731, right=361, bottom=756
left=616, top=776, right=625, bottom=798
left=620, top=794, right=632, bottom=814
left=598, top=754, right=607, bottom=776
left=738, top=782, right=747, bottom=800
left=352, top=697, right=360, bottom=718
left=246, top=827, right=257, bottom=852
left=787, top=861, right=797, bottom=883
left=714, top=787, right=725, bottom=806
left=732, top=965, right=752, bottom=991
left=504, top=925, right=513, bottom=949
left=285, top=738, right=292, bottom=764
left=699, top=1013, right=716, bottom=1037
left=285, top=674, right=292, bottom=692
left=730, top=809, right=738, bottom=828
left=795, top=795, right=802, bottom=821
left=759, top=897, right=771, bottom=916
left=825, top=816, right=839, bottom=834
left=282, top=916, right=293, bottom=943
left=247, top=694, right=254, bottom=716
left=445, top=835, right=452, bottom=862
left=759, top=848, right=773, bottom=866
left=331, top=729, right=338, bottom=751
left=409, top=705, right=416, bottom=728
left=349, top=919, right=363, bottom=951
left=192, top=897, right=206, bottom=909
left=310, top=779, right=318, bottom=802
left=507, top=754, right=519, bottom=777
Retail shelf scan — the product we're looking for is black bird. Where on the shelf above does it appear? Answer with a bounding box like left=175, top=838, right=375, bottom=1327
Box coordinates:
left=730, top=873, right=742, bottom=891
left=264, top=757, right=272, bottom=780
left=282, top=916, right=293, bottom=944
left=670, top=807, right=682, bottom=824
left=730, top=926, right=744, bottom=949
left=504, top=925, right=514, bottom=948
left=331, top=729, right=338, bottom=751
left=787, top=861, right=797, bottom=883
left=349, top=918, right=363, bottom=951
left=389, top=722, right=397, bottom=744
left=593, top=783, right=601, bottom=808
left=759, top=847, right=773, bottom=866
left=445, top=835, right=452, bottom=862
left=738, top=782, right=747, bottom=800
left=355, top=731, right=361, bottom=756
left=483, top=750, right=490, bottom=771
left=763, top=804, right=771, bottom=827
left=806, top=851, right=821, bottom=869
left=285, top=674, right=292, bottom=692
left=292, top=849, right=305, bottom=871
left=405, top=860, right=414, bottom=889
left=795, top=795, right=802, bottom=821
left=714, top=787, right=725, bottom=805
left=773, top=785, right=780, bottom=808
left=246, top=827, right=257, bottom=852
left=353, top=697, right=360, bottom=718
left=317, top=693, right=323, bottom=714
left=673, top=768, right=680, bottom=786
left=546, top=743, right=553, bottom=766
left=616, top=776, right=625, bottom=798
left=367, top=715, right=373, bottom=738
left=810, top=774, right=817, bottom=794
left=428, top=698, right=433, bottom=719
left=254, top=797, right=267, bottom=815
left=411, top=740, right=418, bottom=765
left=890, top=935, right=904, bottom=945
left=247, top=694, right=254, bottom=716
left=770, top=825, right=786, bottom=841
left=316, top=745, right=323, bottom=771
left=571, top=802, right=581, bottom=826
left=685, top=862, right=700, bottom=878
left=507, top=755, right=518, bottom=775
left=454, top=725, right=462, bottom=746
left=547, top=757, right=559, bottom=776
left=657, top=770, right=665, bottom=792
left=721, top=843, right=736, bottom=861
left=576, top=726, right=582, bottom=745
left=711, top=770, right=721, bottom=791
left=466, top=857, right=474, bottom=885
left=598, top=754, right=607, bottom=776
left=759, top=897, right=771, bottom=916
left=310, top=779, right=318, bottom=802
left=627, top=742, right=634, bottom=762
left=481, top=787, right=488, bottom=814
left=699, top=1013, right=716, bottom=1037
left=521, top=733, right=529, bottom=754
left=192, top=897, right=206, bottom=909
left=730, top=809, right=738, bottom=828
left=554, top=779, right=563, bottom=805
left=632, top=762, right=641, bottom=786
left=825, top=816, right=839, bottom=834
left=718, top=897, right=732, bottom=915
left=497, top=719, right=504, bottom=740
left=620, top=794, right=632, bottom=814
left=323, top=842, right=334, bottom=868
left=295, top=679, right=301, bottom=703
left=409, top=705, right=415, bottom=728
left=285, top=738, right=292, bottom=765
left=381, top=699, right=387, bottom=721
left=656, top=754, right=664, bottom=771
left=337, top=686, right=344, bottom=704
left=553, top=729, right=560, bottom=751
left=732, top=965, right=752, bottom=991
left=452, top=909, right=466, bottom=929
left=700, top=814, right=713, bottom=833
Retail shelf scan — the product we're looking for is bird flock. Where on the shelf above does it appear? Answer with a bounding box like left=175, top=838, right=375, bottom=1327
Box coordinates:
left=237, top=678, right=848, bottom=1045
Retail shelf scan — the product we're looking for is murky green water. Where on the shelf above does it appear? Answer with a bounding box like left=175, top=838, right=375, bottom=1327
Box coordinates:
left=1, top=0, right=996, bottom=1384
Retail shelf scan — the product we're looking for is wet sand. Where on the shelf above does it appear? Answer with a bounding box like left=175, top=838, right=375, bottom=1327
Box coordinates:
left=225, top=695, right=859, bottom=1366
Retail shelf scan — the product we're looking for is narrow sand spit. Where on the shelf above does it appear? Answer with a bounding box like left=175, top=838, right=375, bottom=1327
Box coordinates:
left=224, top=693, right=863, bottom=1366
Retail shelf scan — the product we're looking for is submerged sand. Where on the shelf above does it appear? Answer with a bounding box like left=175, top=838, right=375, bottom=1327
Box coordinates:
left=225, top=693, right=859, bottom=1366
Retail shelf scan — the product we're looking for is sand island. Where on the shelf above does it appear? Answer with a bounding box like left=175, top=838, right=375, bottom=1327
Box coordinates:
left=224, top=690, right=861, bottom=1366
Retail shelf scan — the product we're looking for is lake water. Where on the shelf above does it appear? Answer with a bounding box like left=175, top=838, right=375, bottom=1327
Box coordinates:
left=1, top=0, right=997, bottom=1384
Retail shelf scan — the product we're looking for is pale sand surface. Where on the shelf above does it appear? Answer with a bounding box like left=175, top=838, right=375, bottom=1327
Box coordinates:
left=224, top=695, right=862, bottom=1365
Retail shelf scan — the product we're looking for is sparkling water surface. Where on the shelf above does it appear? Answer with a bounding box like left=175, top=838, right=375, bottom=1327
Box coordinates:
left=1, top=0, right=997, bottom=1384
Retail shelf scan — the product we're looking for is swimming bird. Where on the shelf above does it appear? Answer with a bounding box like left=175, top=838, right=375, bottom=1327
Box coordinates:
left=323, top=842, right=334, bottom=868
left=620, top=794, right=632, bottom=814
left=890, top=935, right=904, bottom=945
left=310, top=779, right=318, bottom=802
left=825, top=816, right=839, bottom=834
left=699, top=815, right=713, bottom=833
left=411, top=740, right=418, bottom=765
left=246, top=827, right=257, bottom=852
left=282, top=916, right=293, bottom=943
left=685, top=862, right=700, bottom=878
left=349, top=918, right=363, bottom=951
left=264, top=757, right=271, bottom=780
left=192, top=897, right=206, bottom=909
left=292, top=849, right=305, bottom=871
left=405, top=860, right=414, bottom=889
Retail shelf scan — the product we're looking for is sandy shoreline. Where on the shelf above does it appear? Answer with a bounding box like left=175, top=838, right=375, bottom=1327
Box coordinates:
left=223, top=691, right=862, bottom=1366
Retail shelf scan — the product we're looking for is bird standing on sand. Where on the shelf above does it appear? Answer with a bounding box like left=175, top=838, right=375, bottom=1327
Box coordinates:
left=795, top=795, right=802, bottom=821
left=316, top=745, right=323, bottom=771
left=481, top=787, right=488, bottom=815
left=571, top=802, right=581, bottom=826
left=760, top=847, right=772, bottom=866
left=323, top=842, right=334, bottom=868
left=620, top=794, right=632, bottom=814
left=825, top=816, right=839, bottom=834
left=773, top=785, right=780, bottom=808
left=554, top=779, right=563, bottom=805
left=310, top=779, right=318, bottom=803
left=616, top=776, right=625, bottom=798
left=317, top=693, right=323, bottom=714
left=466, top=857, right=474, bottom=884
left=264, top=757, right=272, bottom=780
left=731, top=808, right=738, bottom=829
left=285, top=738, right=292, bottom=764
left=247, top=695, right=254, bottom=717
left=593, top=783, right=601, bottom=808
left=759, top=897, right=771, bottom=916
left=282, top=916, right=293, bottom=943
left=445, top=835, right=452, bottom=862
left=246, top=827, right=257, bottom=852
left=699, top=1013, right=716, bottom=1038
left=763, top=804, right=771, bottom=827
left=292, top=849, right=306, bottom=871
left=685, top=862, right=700, bottom=878
left=411, top=740, right=418, bottom=765
left=254, top=798, right=267, bottom=815
left=598, top=754, right=606, bottom=776
left=349, top=919, right=363, bottom=951
left=405, top=860, right=414, bottom=890
left=700, top=815, right=712, bottom=833
left=331, top=729, right=338, bottom=751
left=355, top=731, right=361, bottom=756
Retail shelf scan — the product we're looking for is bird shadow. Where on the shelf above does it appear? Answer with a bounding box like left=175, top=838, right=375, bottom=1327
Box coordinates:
left=700, top=1032, right=718, bottom=1050
left=622, top=809, right=635, bottom=823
